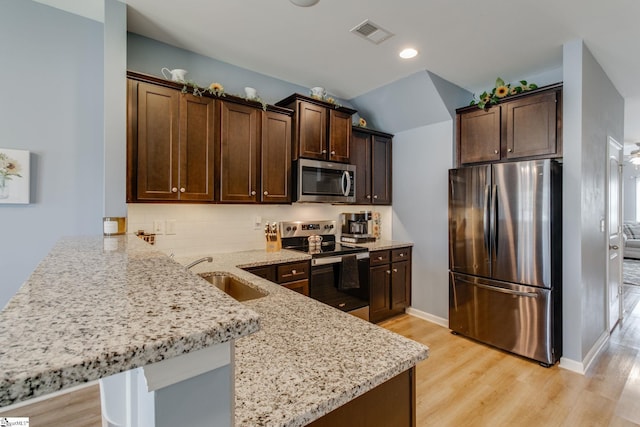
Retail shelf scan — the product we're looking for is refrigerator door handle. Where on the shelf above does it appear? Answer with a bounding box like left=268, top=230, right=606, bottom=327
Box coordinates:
left=474, top=282, right=539, bottom=298
left=484, top=185, right=490, bottom=251
left=491, top=184, right=498, bottom=256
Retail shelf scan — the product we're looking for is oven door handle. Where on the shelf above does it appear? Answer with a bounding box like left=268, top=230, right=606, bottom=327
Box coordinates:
left=312, top=252, right=369, bottom=266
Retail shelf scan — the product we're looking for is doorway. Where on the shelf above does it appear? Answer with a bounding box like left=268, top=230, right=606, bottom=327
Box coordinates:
left=606, top=136, right=623, bottom=331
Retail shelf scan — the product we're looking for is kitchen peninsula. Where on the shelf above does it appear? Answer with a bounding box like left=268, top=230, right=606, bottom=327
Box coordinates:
left=0, top=235, right=428, bottom=426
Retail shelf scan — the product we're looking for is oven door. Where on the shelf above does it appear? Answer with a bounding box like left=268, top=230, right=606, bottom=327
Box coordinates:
left=296, top=159, right=356, bottom=203
left=310, top=253, right=370, bottom=318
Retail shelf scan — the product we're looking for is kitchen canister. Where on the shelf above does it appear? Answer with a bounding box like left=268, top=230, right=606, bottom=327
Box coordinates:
left=103, top=217, right=126, bottom=236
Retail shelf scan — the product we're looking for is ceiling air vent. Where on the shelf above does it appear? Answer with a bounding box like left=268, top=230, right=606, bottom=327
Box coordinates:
left=350, top=19, right=394, bottom=45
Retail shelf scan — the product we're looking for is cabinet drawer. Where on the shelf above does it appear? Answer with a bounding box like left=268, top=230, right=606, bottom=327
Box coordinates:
left=277, top=261, right=309, bottom=283
left=392, top=247, right=411, bottom=262
left=282, top=279, right=309, bottom=296
left=370, top=250, right=390, bottom=266
left=245, top=265, right=276, bottom=282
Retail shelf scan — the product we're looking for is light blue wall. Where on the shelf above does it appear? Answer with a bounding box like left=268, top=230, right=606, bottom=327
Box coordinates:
left=562, top=39, right=624, bottom=365
left=0, top=0, right=105, bottom=308
left=127, top=33, right=353, bottom=108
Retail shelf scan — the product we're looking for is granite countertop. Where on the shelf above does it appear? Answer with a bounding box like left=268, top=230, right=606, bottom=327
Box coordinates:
left=353, top=239, right=414, bottom=251
left=0, top=235, right=261, bottom=408
left=183, top=248, right=428, bottom=427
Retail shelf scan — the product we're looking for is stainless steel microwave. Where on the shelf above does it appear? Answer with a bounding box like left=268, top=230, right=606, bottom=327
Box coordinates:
left=294, top=159, right=356, bottom=203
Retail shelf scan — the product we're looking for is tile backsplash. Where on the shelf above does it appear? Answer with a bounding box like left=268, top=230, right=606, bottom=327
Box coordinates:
left=127, top=204, right=393, bottom=257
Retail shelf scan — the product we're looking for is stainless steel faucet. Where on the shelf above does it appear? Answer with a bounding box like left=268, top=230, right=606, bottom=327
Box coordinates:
left=185, top=256, right=213, bottom=269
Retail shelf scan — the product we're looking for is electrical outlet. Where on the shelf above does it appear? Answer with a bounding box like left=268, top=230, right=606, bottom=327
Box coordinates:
left=166, top=219, right=177, bottom=235
left=153, top=220, right=165, bottom=235
left=254, top=216, right=262, bottom=230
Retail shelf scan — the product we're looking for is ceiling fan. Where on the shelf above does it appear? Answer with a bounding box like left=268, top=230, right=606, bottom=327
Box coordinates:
left=630, top=143, right=640, bottom=165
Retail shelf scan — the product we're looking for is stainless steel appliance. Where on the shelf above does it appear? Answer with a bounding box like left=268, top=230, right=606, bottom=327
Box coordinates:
left=294, top=159, right=356, bottom=203
left=448, top=159, right=562, bottom=366
left=280, top=220, right=370, bottom=320
left=340, top=212, right=376, bottom=243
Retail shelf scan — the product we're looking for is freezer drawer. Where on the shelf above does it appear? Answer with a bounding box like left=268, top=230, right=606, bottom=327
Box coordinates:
left=449, top=272, right=559, bottom=365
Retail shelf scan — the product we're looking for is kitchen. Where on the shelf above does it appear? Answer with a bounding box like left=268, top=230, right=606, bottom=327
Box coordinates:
left=1, top=0, right=638, bottom=425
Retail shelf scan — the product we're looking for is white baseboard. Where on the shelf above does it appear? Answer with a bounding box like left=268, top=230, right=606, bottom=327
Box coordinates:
left=559, top=330, right=609, bottom=374
left=406, top=307, right=448, bottom=328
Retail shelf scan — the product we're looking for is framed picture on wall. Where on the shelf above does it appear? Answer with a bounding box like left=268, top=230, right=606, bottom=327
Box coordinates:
left=0, top=148, right=30, bottom=204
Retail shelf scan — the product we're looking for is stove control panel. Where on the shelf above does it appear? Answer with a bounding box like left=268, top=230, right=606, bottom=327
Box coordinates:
left=280, top=220, right=337, bottom=238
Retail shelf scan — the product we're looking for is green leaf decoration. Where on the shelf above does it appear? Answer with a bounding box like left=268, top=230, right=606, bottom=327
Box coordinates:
left=495, top=77, right=505, bottom=87
left=520, top=80, right=528, bottom=85
left=470, top=78, right=539, bottom=109
left=529, top=83, right=538, bottom=90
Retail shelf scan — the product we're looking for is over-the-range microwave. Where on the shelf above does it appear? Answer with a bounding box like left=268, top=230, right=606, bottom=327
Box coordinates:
left=294, top=158, right=356, bottom=203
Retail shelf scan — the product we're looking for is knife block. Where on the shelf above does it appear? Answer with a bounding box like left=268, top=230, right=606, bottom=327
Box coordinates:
left=266, top=230, right=282, bottom=253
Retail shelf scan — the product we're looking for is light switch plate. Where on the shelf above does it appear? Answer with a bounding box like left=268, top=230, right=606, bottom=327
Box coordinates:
left=153, top=220, right=165, bottom=235
left=166, top=219, right=176, bottom=235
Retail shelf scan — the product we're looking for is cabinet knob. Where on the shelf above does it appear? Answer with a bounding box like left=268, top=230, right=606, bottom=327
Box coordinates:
left=291, top=269, right=297, bottom=274
left=386, top=270, right=391, bottom=274
left=251, top=190, right=256, bottom=196
left=373, top=195, right=378, bottom=199
left=399, top=253, right=405, bottom=257
left=393, top=268, right=398, bottom=273
left=264, top=191, right=269, bottom=196
left=180, top=187, right=185, bottom=193
left=494, top=150, right=499, bottom=154
left=171, top=187, right=178, bottom=193
left=377, top=256, right=383, bottom=260
left=366, top=195, right=371, bottom=199
left=322, top=149, right=327, bottom=154
left=508, top=148, right=513, bottom=152
left=330, top=150, right=336, bottom=155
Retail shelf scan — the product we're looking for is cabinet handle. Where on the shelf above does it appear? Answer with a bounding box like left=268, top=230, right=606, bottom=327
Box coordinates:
left=373, top=195, right=378, bottom=199
left=330, top=150, right=336, bottom=155
left=180, top=187, right=185, bottom=193
left=494, top=150, right=498, bottom=154
left=291, top=269, right=297, bottom=274
left=399, top=253, right=405, bottom=257
left=366, top=195, right=371, bottom=199
left=264, top=191, right=269, bottom=196
left=393, top=268, right=398, bottom=273
left=508, top=148, right=513, bottom=152
left=386, top=270, right=391, bottom=274
left=251, top=190, right=256, bottom=195
left=171, top=187, right=178, bottom=193
left=377, top=256, right=383, bottom=260
left=322, top=149, right=327, bottom=154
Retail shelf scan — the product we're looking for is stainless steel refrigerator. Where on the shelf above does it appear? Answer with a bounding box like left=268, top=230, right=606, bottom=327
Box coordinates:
left=448, top=159, right=562, bottom=366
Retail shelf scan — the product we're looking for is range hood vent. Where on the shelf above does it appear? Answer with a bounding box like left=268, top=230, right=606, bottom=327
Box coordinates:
left=350, top=19, right=394, bottom=45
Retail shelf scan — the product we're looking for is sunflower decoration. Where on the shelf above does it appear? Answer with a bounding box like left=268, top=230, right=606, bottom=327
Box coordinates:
left=356, top=117, right=367, bottom=128
left=208, top=82, right=225, bottom=97
left=470, top=77, right=538, bottom=110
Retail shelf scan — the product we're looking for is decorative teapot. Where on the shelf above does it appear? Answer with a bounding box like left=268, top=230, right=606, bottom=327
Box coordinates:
left=161, top=68, right=188, bottom=82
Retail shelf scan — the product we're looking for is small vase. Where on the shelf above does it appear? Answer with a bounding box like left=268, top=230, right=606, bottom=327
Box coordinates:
left=0, top=175, right=9, bottom=199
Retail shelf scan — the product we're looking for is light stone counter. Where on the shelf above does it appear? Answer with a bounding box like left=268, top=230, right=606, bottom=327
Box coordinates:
left=351, top=239, right=414, bottom=251
left=183, top=248, right=428, bottom=427
left=0, top=235, right=261, bottom=408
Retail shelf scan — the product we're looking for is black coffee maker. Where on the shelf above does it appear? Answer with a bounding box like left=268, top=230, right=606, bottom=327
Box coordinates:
left=340, top=212, right=376, bottom=243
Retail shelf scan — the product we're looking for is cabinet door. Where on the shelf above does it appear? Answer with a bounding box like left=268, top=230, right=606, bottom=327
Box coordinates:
left=372, top=135, right=392, bottom=205
left=505, top=91, right=557, bottom=159
left=261, top=111, right=291, bottom=203
left=179, top=94, right=215, bottom=201
left=136, top=82, right=180, bottom=200
left=282, top=279, right=309, bottom=296
left=219, top=102, right=260, bottom=202
left=329, top=109, right=351, bottom=163
left=351, top=131, right=372, bottom=204
left=390, top=260, right=410, bottom=312
left=244, top=265, right=276, bottom=282
left=458, top=107, right=501, bottom=165
left=298, top=100, right=326, bottom=160
left=370, top=264, right=391, bottom=322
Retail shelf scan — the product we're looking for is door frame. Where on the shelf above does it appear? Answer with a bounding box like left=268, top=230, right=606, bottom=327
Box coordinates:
left=605, top=136, right=624, bottom=332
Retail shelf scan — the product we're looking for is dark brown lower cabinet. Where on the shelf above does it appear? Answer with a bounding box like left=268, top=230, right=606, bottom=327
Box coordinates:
left=369, top=247, right=412, bottom=323
left=243, top=260, right=310, bottom=296
left=307, top=368, right=415, bottom=427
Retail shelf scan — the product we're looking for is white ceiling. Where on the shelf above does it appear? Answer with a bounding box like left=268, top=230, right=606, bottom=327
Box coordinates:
left=34, top=0, right=640, bottom=143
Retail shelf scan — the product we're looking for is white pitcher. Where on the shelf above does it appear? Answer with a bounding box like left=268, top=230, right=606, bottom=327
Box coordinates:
left=161, top=68, right=188, bottom=82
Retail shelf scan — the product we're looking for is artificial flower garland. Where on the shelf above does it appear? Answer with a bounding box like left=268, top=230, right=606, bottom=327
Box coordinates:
left=470, top=77, right=538, bottom=109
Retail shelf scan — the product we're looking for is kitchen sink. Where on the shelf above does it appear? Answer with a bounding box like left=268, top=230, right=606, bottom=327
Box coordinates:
left=199, top=273, right=267, bottom=302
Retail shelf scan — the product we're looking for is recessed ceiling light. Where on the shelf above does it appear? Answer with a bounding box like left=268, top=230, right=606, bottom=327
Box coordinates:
left=290, top=0, right=319, bottom=6
left=399, top=48, right=418, bottom=59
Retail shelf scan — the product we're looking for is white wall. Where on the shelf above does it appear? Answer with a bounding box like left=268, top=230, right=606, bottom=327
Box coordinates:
left=0, top=0, right=106, bottom=308
left=127, top=204, right=393, bottom=257
left=623, top=162, right=637, bottom=222
left=391, top=121, right=453, bottom=321
left=562, top=39, right=625, bottom=366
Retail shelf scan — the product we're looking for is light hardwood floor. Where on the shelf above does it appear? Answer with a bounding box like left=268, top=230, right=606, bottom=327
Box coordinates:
left=2, top=286, right=640, bottom=426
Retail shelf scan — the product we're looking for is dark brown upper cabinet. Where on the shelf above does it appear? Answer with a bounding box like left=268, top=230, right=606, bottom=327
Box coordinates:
left=261, top=111, right=292, bottom=203
left=351, top=127, right=393, bottom=205
left=127, top=79, right=215, bottom=202
left=456, top=84, right=562, bottom=167
left=276, top=94, right=356, bottom=163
